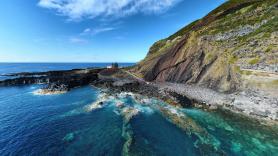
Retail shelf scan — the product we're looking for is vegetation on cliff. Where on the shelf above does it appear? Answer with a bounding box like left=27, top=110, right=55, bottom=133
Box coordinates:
left=131, top=0, right=278, bottom=94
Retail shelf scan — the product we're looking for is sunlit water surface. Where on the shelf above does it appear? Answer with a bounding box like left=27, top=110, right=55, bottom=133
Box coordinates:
left=0, top=86, right=277, bottom=156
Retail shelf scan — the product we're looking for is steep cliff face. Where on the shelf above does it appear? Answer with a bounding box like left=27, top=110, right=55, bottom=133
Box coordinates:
left=132, top=0, right=278, bottom=93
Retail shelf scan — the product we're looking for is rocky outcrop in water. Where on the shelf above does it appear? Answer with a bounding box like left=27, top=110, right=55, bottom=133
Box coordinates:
left=0, top=68, right=102, bottom=92
left=34, top=83, right=69, bottom=95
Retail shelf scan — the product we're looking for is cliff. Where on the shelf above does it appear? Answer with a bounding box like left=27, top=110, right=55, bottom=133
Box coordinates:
left=131, top=0, right=277, bottom=93
left=131, top=0, right=278, bottom=119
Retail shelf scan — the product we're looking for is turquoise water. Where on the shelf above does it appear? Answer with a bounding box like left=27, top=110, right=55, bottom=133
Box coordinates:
left=0, top=86, right=277, bottom=156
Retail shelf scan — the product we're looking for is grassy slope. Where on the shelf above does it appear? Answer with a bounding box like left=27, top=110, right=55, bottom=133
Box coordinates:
left=141, top=0, right=277, bottom=61
left=132, top=0, right=277, bottom=92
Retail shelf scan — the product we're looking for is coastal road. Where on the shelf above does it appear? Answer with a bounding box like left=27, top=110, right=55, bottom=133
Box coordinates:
left=122, top=70, right=149, bottom=84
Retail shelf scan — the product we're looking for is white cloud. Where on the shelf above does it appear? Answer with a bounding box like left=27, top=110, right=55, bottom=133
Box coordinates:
left=81, top=27, right=116, bottom=35
left=69, top=37, right=88, bottom=44
left=83, top=28, right=91, bottom=33
left=38, top=0, right=181, bottom=20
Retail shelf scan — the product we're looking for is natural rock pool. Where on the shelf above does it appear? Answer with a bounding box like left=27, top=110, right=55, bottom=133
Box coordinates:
left=0, top=85, right=277, bottom=155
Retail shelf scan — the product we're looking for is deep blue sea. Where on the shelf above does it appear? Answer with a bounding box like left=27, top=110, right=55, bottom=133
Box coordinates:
left=0, top=63, right=134, bottom=81
left=0, top=64, right=277, bottom=155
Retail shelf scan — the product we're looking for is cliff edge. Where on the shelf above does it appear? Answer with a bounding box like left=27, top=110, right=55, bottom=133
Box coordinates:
left=131, top=0, right=278, bottom=120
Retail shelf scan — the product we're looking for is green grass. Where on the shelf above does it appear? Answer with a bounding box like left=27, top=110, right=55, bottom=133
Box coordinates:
left=138, top=0, right=276, bottom=71
left=203, top=0, right=277, bottom=36
left=243, top=70, right=253, bottom=75
left=229, top=55, right=238, bottom=64
left=271, top=80, right=278, bottom=85
left=147, top=39, right=167, bottom=56
left=237, top=14, right=278, bottom=43
left=235, top=66, right=253, bottom=75
left=202, top=0, right=265, bottom=35
left=166, top=0, right=277, bottom=40
left=167, top=0, right=270, bottom=39
left=265, top=45, right=274, bottom=53
left=248, top=57, right=260, bottom=65
left=205, top=53, right=214, bottom=62
left=235, top=66, right=241, bottom=72
left=262, top=32, right=271, bottom=38
left=167, top=20, right=200, bottom=40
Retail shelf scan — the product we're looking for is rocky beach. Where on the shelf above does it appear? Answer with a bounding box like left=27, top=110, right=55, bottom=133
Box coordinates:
left=1, top=66, right=277, bottom=122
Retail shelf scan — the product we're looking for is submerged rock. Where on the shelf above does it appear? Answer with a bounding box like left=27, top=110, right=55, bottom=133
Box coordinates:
left=121, top=107, right=140, bottom=123
left=33, top=89, right=67, bottom=95
left=63, top=133, right=75, bottom=142
left=34, top=83, right=69, bottom=95
left=155, top=104, right=223, bottom=154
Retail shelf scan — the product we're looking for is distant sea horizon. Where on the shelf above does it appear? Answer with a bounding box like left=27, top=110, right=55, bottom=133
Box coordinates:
left=0, top=61, right=136, bottom=64
left=0, top=62, right=135, bottom=80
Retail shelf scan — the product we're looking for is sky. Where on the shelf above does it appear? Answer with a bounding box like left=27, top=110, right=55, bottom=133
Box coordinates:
left=0, top=0, right=226, bottom=63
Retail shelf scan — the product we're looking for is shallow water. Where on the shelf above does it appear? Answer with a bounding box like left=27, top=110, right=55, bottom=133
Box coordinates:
left=0, top=86, right=277, bottom=156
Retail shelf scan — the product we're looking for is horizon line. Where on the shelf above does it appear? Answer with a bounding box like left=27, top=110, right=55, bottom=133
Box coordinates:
left=0, top=62, right=137, bottom=63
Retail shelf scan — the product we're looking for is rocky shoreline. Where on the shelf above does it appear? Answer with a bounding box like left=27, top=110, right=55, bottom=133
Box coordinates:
left=93, top=69, right=278, bottom=121
left=94, top=76, right=278, bottom=121
left=0, top=68, right=277, bottom=121
left=156, top=82, right=278, bottom=121
left=0, top=68, right=102, bottom=92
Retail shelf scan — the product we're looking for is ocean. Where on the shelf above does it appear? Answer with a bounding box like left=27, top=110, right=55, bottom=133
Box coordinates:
left=0, top=63, right=134, bottom=80
left=0, top=63, right=277, bottom=155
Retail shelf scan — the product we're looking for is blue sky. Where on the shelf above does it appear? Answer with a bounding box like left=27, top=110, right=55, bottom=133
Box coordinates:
left=0, top=0, right=226, bottom=63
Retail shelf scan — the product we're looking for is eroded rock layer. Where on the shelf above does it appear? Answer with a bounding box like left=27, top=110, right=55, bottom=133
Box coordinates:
left=132, top=0, right=278, bottom=93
